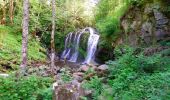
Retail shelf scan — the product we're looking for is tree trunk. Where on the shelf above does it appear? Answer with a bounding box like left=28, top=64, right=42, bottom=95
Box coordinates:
left=20, top=0, right=29, bottom=74
left=1, top=0, right=6, bottom=25
left=9, top=0, right=14, bottom=25
left=51, top=0, right=56, bottom=73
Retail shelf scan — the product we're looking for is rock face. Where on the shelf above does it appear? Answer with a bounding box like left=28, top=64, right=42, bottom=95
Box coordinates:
left=153, top=8, right=169, bottom=41
left=119, top=1, right=170, bottom=47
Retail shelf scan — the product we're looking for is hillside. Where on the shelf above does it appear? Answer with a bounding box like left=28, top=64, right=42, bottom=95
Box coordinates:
left=0, top=26, right=46, bottom=72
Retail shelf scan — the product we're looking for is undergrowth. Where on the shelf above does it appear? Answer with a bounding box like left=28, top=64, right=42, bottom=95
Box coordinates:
left=0, top=75, right=53, bottom=100
left=83, top=46, right=170, bottom=100
left=0, top=25, right=46, bottom=72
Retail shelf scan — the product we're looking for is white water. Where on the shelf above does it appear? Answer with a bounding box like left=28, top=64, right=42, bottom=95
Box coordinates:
left=61, top=32, right=73, bottom=59
left=69, top=30, right=84, bottom=62
left=61, top=27, right=99, bottom=64
left=83, top=27, right=100, bottom=64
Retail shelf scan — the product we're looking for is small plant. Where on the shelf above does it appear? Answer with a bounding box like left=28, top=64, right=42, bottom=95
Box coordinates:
left=82, top=76, right=103, bottom=100
left=60, top=68, right=73, bottom=83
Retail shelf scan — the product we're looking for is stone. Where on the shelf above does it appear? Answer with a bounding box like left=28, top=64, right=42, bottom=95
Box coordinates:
left=153, top=9, right=169, bottom=25
left=121, top=20, right=129, bottom=33
left=144, top=4, right=152, bottom=14
left=78, top=65, right=90, bottom=72
left=141, top=21, right=153, bottom=45
left=53, top=80, right=86, bottom=100
left=73, top=72, right=84, bottom=77
left=141, top=21, right=153, bottom=36
left=97, top=64, right=108, bottom=71
left=73, top=72, right=84, bottom=82
left=153, top=9, right=164, bottom=20
left=156, top=19, right=169, bottom=26
left=155, top=29, right=166, bottom=40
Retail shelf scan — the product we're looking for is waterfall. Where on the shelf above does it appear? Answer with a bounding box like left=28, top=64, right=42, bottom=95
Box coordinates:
left=61, top=32, right=73, bottom=59
left=69, top=31, right=84, bottom=62
left=61, top=27, right=99, bottom=65
left=83, top=27, right=100, bottom=64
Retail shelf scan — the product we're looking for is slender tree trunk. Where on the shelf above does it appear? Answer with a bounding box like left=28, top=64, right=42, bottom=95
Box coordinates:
left=51, top=0, right=56, bottom=73
left=20, top=0, right=29, bottom=74
left=1, top=0, right=6, bottom=25
left=9, top=0, right=14, bottom=24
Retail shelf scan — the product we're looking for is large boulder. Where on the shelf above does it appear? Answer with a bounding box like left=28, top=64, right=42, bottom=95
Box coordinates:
left=53, top=80, right=86, bottom=100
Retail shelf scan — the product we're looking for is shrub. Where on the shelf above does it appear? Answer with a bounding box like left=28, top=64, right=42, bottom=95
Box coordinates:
left=83, top=46, right=170, bottom=99
left=0, top=75, right=53, bottom=100
left=82, top=76, right=103, bottom=100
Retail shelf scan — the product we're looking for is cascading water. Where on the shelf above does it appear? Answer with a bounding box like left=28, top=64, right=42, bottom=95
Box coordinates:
left=69, top=31, right=84, bottom=62
left=83, top=27, right=100, bottom=64
left=61, top=27, right=100, bottom=65
left=61, top=32, right=73, bottom=59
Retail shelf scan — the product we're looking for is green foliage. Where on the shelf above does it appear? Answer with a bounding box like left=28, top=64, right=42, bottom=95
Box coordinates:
left=96, top=17, right=120, bottom=38
left=0, top=25, right=46, bottom=72
left=94, top=0, right=134, bottom=61
left=83, top=46, right=170, bottom=99
left=83, top=76, right=103, bottom=100
left=60, top=68, right=73, bottom=83
left=0, top=75, right=53, bottom=100
left=95, top=0, right=131, bottom=39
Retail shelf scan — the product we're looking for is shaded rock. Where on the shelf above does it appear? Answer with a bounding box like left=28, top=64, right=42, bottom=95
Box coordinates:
left=155, top=29, right=167, bottom=40
left=154, top=9, right=165, bottom=21
left=153, top=9, right=169, bottom=25
left=141, top=21, right=153, bottom=45
left=156, top=19, right=169, bottom=26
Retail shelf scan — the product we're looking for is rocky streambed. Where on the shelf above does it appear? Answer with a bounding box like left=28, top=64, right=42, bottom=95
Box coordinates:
left=52, top=61, right=109, bottom=100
